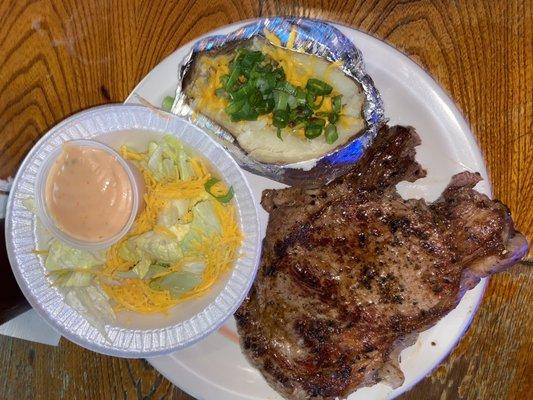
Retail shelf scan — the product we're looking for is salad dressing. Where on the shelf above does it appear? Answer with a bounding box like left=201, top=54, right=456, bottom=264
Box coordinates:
left=45, top=143, right=133, bottom=242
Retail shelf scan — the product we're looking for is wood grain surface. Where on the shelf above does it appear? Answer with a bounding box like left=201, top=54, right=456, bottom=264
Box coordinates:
left=0, top=0, right=531, bottom=399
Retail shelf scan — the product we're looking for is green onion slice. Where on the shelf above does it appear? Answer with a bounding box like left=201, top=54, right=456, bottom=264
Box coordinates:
left=325, top=124, right=339, bottom=144
left=274, top=90, right=289, bottom=111
left=225, top=99, right=245, bottom=115
left=273, top=109, right=289, bottom=128
left=306, top=92, right=325, bottom=110
left=225, top=66, right=242, bottom=90
left=305, top=118, right=326, bottom=139
left=328, top=112, right=340, bottom=124
left=204, top=177, right=235, bottom=203
left=306, top=78, right=333, bottom=95
left=161, top=96, right=175, bottom=112
left=332, top=95, right=342, bottom=114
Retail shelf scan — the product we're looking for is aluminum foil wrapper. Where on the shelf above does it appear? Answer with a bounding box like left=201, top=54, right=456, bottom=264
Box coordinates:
left=171, top=17, right=385, bottom=187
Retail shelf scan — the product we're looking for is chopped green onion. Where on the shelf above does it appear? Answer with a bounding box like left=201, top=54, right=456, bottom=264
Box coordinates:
left=231, top=102, right=259, bottom=121
left=295, top=88, right=307, bottom=106
left=272, top=67, right=285, bottom=81
left=332, top=95, right=342, bottom=114
left=204, top=177, right=235, bottom=203
left=325, top=124, right=338, bottom=144
left=274, top=90, right=288, bottom=111
left=161, top=96, right=175, bottom=112
left=215, top=187, right=234, bottom=203
left=306, top=92, right=315, bottom=108
left=256, top=97, right=275, bottom=114
left=231, top=84, right=254, bottom=101
left=306, top=78, right=333, bottom=95
left=328, top=112, right=339, bottom=124
left=204, top=177, right=220, bottom=192
left=305, top=118, right=326, bottom=139
left=248, top=90, right=263, bottom=107
left=256, top=76, right=276, bottom=93
left=216, top=47, right=345, bottom=141
left=253, top=63, right=272, bottom=75
left=240, top=50, right=264, bottom=67
left=306, top=92, right=324, bottom=110
left=310, top=117, right=326, bottom=127
left=225, top=99, right=244, bottom=115
left=276, top=81, right=298, bottom=96
left=273, top=109, right=289, bottom=128
left=225, top=66, right=242, bottom=90
left=305, top=124, right=323, bottom=139
left=300, top=106, right=313, bottom=119
left=287, top=94, right=298, bottom=109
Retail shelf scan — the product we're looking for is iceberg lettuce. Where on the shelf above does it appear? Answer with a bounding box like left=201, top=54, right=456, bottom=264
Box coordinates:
left=44, top=240, right=105, bottom=287
left=45, top=239, right=104, bottom=271
left=182, top=261, right=205, bottom=274
left=149, top=271, right=201, bottom=298
left=131, top=257, right=152, bottom=279
left=145, top=263, right=169, bottom=279
left=180, top=200, right=222, bottom=251
left=191, top=200, right=221, bottom=235
left=120, top=231, right=182, bottom=264
left=57, top=271, right=93, bottom=287
left=158, top=199, right=190, bottom=225
left=145, top=135, right=196, bottom=182
left=65, top=286, right=115, bottom=338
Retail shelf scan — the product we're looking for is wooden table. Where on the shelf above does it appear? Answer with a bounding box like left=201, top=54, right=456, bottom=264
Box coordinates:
left=1, top=1, right=531, bottom=399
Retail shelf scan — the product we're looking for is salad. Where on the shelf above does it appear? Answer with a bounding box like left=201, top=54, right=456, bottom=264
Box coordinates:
left=37, top=135, right=242, bottom=316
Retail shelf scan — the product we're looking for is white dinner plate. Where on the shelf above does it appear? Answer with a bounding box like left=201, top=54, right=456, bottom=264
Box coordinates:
left=126, top=20, right=489, bottom=400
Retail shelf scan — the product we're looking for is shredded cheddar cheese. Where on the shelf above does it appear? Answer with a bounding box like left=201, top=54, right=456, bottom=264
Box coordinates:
left=195, top=55, right=230, bottom=111
left=101, top=279, right=178, bottom=313
left=286, top=27, right=297, bottom=50
left=119, top=145, right=145, bottom=161
left=32, top=249, right=50, bottom=255
left=264, top=29, right=282, bottom=46
left=99, top=142, right=243, bottom=314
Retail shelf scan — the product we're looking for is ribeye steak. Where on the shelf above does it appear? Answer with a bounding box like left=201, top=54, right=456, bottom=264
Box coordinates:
left=235, top=125, right=529, bottom=400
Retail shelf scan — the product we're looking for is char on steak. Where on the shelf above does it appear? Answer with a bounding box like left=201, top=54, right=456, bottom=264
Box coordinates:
left=235, top=125, right=529, bottom=400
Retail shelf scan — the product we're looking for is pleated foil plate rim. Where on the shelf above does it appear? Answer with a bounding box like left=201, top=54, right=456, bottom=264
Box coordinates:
left=5, top=104, right=262, bottom=357
left=171, top=17, right=385, bottom=186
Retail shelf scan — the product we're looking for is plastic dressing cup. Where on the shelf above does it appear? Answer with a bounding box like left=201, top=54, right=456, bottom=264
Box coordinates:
left=35, top=140, right=143, bottom=250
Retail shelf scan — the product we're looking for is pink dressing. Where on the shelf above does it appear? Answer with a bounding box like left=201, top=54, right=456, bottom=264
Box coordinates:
left=45, top=143, right=133, bottom=242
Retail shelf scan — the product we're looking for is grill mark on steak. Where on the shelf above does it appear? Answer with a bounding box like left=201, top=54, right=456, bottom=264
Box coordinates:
left=235, top=125, right=529, bottom=400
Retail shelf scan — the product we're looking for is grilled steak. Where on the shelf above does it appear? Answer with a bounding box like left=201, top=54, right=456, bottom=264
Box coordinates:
left=235, top=126, right=529, bottom=400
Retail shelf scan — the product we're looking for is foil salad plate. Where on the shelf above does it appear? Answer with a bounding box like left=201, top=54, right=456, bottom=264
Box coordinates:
left=171, top=17, right=385, bottom=186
